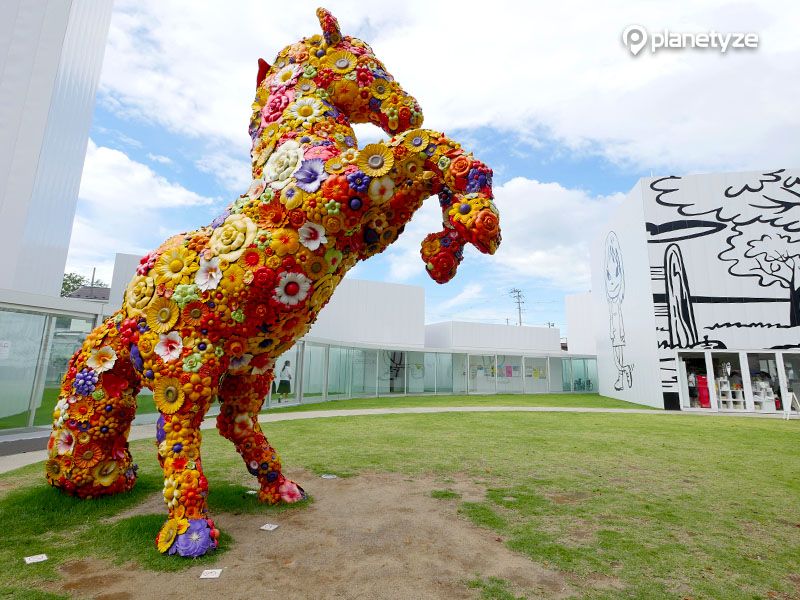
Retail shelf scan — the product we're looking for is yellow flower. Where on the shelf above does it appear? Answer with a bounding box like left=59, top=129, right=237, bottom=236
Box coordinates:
left=402, top=129, right=429, bottom=153
left=270, top=228, right=300, bottom=257
left=310, top=274, right=339, bottom=309
left=156, top=518, right=189, bottom=553
left=324, top=156, right=346, bottom=174
left=209, top=214, right=257, bottom=262
left=154, top=377, right=185, bottom=414
left=357, top=143, right=394, bottom=177
left=370, top=78, right=391, bottom=99
left=92, top=460, right=120, bottom=486
left=154, top=247, right=197, bottom=285
left=145, top=297, right=180, bottom=334
left=125, top=276, right=155, bottom=315
left=326, top=50, right=356, bottom=73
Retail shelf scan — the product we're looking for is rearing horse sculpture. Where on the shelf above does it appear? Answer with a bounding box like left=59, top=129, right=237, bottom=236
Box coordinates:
left=46, top=8, right=501, bottom=557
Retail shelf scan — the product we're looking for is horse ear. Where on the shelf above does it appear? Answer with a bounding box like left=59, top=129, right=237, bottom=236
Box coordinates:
left=316, top=7, right=342, bottom=44
left=257, top=58, right=270, bottom=89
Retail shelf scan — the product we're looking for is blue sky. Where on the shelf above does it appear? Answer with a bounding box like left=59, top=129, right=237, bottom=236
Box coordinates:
left=66, top=1, right=800, bottom=337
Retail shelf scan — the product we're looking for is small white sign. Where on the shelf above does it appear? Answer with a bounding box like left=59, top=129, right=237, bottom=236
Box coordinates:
left=24, top=554, right=48, bottom=564
left=321, top=474, right=338, bottom=479
left=199, top=569, right=222, bottom=579
left=0, top=341, right=10, bottom=360
left=260, top=523, right=279, bottom=531
left=245, top=490, right=258, bottom=495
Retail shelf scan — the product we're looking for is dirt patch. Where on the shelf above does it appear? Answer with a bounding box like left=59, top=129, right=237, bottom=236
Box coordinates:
left=546, top=491, right=591, bottom=505
left=48, top=471, right=573, bottom=599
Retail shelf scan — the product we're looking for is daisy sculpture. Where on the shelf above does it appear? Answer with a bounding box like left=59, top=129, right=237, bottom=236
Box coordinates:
left=46, top=8, right=501, bottom=557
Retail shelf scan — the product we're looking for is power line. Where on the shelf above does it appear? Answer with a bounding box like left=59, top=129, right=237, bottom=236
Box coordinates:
left=508, top=288, right=525, bottom=326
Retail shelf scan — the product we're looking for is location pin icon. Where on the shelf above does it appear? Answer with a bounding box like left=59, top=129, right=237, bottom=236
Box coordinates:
left=622, top=25, right=648, bottom=56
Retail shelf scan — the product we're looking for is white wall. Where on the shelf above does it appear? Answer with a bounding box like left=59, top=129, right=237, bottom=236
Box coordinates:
left=591, top=184, right=662, bottom=407
left=307, top=278, right=426, bottom=348
left=425, top=321, right=562, bottom=353
left=108, top=253, right=142, bottom=310
left=0, top=0, right=112, bottom=296
left=565, top=292, right=596, bottom=355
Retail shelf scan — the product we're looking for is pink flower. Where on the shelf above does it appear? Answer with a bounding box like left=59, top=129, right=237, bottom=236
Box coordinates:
left=57, top=430, right=75, bottom=455
left=155, top=331, right=183, bottom=363
left=304, top=144, right=337, bottom=161
left=298, top=221, right=327, bottom=251
left=260, top=88, right=295, bottom=126
left=279, top=480, right=304, bottom=503
left=195, top=257, right=222, bottom=291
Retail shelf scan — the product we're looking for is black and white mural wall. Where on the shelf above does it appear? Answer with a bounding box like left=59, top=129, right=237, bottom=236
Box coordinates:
left=644, top=169, right=800, bottom=393
left=592, top=192, right=663, bottom=407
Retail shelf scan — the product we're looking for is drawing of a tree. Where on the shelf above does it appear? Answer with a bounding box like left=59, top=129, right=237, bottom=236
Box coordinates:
left=720, top=230, right=800, bottom=326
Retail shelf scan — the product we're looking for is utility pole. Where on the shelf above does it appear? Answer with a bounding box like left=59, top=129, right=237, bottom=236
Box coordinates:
left=509, top=288, right=524, bottom=326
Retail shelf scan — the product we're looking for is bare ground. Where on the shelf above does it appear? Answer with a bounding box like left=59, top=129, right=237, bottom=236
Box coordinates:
left=47, top=470, right=574, bottom=600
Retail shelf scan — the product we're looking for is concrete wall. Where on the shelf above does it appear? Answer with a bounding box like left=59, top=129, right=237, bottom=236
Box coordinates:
left=307, top=278, right=426, bottom=348
left=0, top=0, right=112, bottom=296
left=565, top=292, right=596, bottom=355
left=425, top=321, right=562, bottom=353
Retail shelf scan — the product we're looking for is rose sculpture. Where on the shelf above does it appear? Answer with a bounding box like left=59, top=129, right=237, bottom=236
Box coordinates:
left=46, top=7, right=501, bottom=557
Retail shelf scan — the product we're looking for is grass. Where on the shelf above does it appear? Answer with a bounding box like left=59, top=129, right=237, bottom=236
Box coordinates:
left=264, top=393, right=650, bottom=413
left=1, top=409, right=799, bottom=598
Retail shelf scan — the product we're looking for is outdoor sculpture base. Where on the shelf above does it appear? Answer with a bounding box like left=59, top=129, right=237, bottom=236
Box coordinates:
left=46, top=8, right=500, bottom=557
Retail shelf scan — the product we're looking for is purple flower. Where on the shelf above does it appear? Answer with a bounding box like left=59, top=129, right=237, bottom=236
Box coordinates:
left=347, top=170, right=371, bottom=193
left=156, top=415, right=166, bottom=444
left=130, top=345, right=143, bottom=371
left=210, top=210, right=230, bottom=229
left=466, top=167, right=489, bottom=193
left=343, top=136, right=356, bottom=148
left=171, top=519, right=215, bottom=557
left=294, top=159, right=327, bottom=192
left=74, top=367, right=98, bottom=395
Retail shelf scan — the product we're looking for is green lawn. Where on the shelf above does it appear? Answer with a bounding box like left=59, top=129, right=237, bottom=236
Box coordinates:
left=264, top=393, right=651, bottom=413
left=2, top=410, right=799, bottom=598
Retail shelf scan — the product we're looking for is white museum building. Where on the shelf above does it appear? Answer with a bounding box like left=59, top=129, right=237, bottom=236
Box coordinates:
left=575, top=168, right=800, bottom=413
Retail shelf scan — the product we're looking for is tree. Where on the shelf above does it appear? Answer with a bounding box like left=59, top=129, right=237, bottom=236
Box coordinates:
left=720, top=230, right=800, bottom=326
left=61, top=273, right=86, bottom=297
left=60, top=272, right=109, bottom=297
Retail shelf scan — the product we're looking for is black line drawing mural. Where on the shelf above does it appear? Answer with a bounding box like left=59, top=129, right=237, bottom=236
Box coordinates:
left=604, top=231, right=633, bottom=391
left=644, top=169, right=800, bottom=385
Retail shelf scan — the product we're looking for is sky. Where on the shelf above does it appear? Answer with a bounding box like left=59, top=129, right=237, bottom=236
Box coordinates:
left=65, top=0, right=800, bottom=337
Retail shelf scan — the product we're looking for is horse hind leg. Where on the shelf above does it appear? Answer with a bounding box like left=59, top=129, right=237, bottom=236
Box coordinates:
left=46, top=315, right=142, bottom=498
left=216, top=372, right=306, bottom=504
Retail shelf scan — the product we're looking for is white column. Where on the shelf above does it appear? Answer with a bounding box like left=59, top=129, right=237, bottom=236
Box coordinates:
left=776, top=352, right=790, bottom=412
left=705, top=351, right=719, bottom=411
left=740, top=351, right=755, bottom=412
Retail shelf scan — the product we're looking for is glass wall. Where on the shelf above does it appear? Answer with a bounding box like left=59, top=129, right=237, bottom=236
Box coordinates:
left=571, top=358, right=589, bottom=391
left=271, top=345, right=299, bottom=405
left=423, top=353, right=437, bottom=393
left=406, top=351, right=426, bottom=395
left=783, top=353, right=800, bottom=412
left=350, top=347, right=377, bottom=397
left=678, top=352, right=711, bottom=409
left=378, top=350, right=406, bottom=394
left=711, top=352, right=746, bottom=410
left=436, top=353, right=453, bottom=394
left=746, top=353, right=781, bottom=412
left=301, top=343, right=326, bottom=402
left=524, top=357, right=549, bottom=393
left=0, top=310, right=48, bottom=428
left=327, top=345, right=351, bottom=400
left=497, top=355, right=523, bottom=393
left=469, top=355, right=495, bottom=393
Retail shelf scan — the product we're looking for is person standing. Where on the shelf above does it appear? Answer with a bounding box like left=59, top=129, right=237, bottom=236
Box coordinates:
left=276, top=360, right=293, bottom=402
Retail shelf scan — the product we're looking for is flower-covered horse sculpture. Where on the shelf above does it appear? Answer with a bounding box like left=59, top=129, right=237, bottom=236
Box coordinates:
left=46, top=8, right=501, bottom=557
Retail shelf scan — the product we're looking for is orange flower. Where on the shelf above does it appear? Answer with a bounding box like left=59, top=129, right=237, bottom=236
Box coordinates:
left=450, top=154, right=471, bottom=178
left=74, top=442, right=102, bottom=469
left=259, top=202, right=286, bottom=228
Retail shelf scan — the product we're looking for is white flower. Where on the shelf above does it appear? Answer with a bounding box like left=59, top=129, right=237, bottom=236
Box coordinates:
left=298, top=221, right=327, bottom=251
left=271, top=64, right=301, bottom=89
left=155, top=331, right=183, bottom=363
left=265, top=140, right=303, bottom=190
left=274, top=272, right=312, bottom=306
left=247, top=179, right=266, bottom=199
left=57, top=430, right=75, bottom=455
left=289, top=97, right=324, bottom=122
left=54, top=397, right=70, bottom=427
left=86, top=345, right=117, bottom=373
left=368, top=175, right=395, bottom=204
left=195, top=257, right=222, bottom=291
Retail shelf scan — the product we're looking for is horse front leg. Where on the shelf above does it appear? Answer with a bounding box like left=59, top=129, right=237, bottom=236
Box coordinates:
left=216, top=371, right=306, bottom=504
left=153, top=368, right=220, bottom=557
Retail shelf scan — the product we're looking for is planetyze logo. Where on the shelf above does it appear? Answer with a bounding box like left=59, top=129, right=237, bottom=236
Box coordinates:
left=622, top=25, right=758, bottom=56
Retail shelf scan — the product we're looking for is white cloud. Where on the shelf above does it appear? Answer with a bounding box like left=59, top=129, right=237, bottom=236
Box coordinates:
left=98, top=1, right=800, bottom=175
left=195, top=151, right=252, bottom=192
left=147, top=152, right=172, bottom=165
left=438, top=283, right=484, bottom=311
left=65, top=141, right=217, bottom=284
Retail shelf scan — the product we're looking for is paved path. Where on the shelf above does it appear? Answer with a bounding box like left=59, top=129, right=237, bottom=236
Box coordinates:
left=1, top=405, right=793, bottom=475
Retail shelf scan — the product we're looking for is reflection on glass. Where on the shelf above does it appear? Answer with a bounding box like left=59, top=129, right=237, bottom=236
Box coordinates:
left=678, top=352, right=710, bottom=409
left=302, top=343, right=326, bottom=403
left=524, top=357, right=548, bottom=393
left=351, top=348, right=377, bottom=397
left=407, top=351, right=425, bottom=394
left=272, top=346, right=298, bottom=405
left=497, top=355, right=522, bottom=393
left=782, top=353, right=800, bottom=413
left=746, top=353, right=781, bottom=412
left=571, top=358, right=588, bottom=391
left=469, top=355, right=495, bottom=393
left=437, top=353, right=453, bottom=394
left=0, top=309, right=47, bottom=428
left=327, top=346, right=351, bottom=399
left=423, top=353, right=437, bottom=393
left=378, top=350, right=405, bottom=394
left=452, top=354, right=467, bottom=393
left=586, top=359, right=597, bottom=392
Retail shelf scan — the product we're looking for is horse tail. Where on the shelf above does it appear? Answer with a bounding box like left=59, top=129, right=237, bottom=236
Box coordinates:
left=46, top=313, right=142, bottom=498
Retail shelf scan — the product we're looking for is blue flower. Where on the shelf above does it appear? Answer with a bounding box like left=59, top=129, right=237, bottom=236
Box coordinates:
left=466, top=167, right=488, bottom=193
left=294, top=158, right=327, bottom=193
left=347, top=170, right=371, bottom=192
left=171, top=519, right=214, bottom=557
